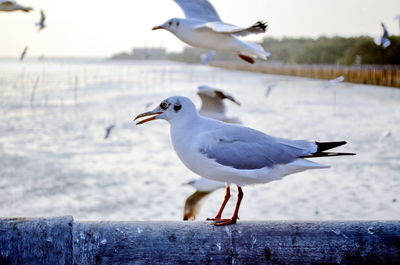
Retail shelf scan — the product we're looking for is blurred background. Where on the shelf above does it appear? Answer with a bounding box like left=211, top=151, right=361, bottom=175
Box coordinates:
left=0, top=0, right=399, bottom=221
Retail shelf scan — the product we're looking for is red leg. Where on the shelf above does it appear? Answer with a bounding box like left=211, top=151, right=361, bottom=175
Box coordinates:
left=206, top=186, right=231, bottom=221
left=214, top=186, right=243, bottom=226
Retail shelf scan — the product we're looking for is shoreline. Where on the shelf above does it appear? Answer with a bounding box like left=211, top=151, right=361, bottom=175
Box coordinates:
left=211, top=61, right=400, bottom=88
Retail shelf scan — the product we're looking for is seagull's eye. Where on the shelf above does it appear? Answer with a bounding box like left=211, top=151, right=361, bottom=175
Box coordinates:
left=160, top=102, right=169, bottom=110
left=174, top=104, right=182, bottom=112
left=168, top=21, right=172, bottom=26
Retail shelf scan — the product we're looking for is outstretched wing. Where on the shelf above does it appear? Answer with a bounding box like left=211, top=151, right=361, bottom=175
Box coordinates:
left=197, top=21, right=268, bottom=36
left=173, top=0, right=221, bottom=22
left=198, top=126, right=315, bottom=170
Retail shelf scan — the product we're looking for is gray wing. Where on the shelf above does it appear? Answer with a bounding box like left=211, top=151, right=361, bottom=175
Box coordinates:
left=198, top=21, right=267, bottom=36
left=199, top=126, right=315, bottom=170
left=173, top=0, right=221, bottom=22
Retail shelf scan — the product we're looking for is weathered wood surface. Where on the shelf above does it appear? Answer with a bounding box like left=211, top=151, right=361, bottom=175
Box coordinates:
left=211, top=61, right=400, bottom=88
left=1, top=217, right=400, bottom=264
left=0, top=216, right=73, bottom=265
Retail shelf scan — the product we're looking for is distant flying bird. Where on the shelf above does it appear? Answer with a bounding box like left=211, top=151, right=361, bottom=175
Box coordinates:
left=183, top=85, right=242, bottom=220
left=20, top=46, right=28, bottom=61
left=104, top=124, right=115, bottom=139
left=135, top=96, right=355, bottom=226
left=394, top=14, right=400, bottom=35
left=36, top=9, right=46, bottom=31
left=183, top=178, right=225, bottom=220
left=378, top=130, right=391, bottom=142
left=152, top=0, right=270, bottom=64
left=325, top=76, right=345, bottom=88
left=197, top=85, right=241, bottom=124
left=265, top=83, right=277, bottom=98
left=200, top=50, right=216, bottom=65
left=0, top=0, right=33, bottom=12
left=380, top=22, right=391, bottom=48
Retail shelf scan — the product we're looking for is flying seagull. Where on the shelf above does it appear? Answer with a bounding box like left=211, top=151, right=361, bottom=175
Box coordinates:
left=20, top=46, right=28, bottom=61
left=200, top=50, right=216, bottom=65
left=380, top=22, right=391, bottom=48
left=183, top=85, right=241, bottom=220
left=152, top=0, right=270, bottom=64
left=135, top=96, right=355, bottom=226
left=36, top=9, right=46, bottom=31
left=0, top=0, right=32, bottom=12
left=197, top=85, right=241, bottom=124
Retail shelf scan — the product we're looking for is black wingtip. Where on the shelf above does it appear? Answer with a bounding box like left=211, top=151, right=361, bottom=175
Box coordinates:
left=316, top=141, right=347, bottom=152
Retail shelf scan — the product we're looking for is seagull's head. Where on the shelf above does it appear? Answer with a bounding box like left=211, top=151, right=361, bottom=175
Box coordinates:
left=135, top=96, right=197, bottom=125
left=152, top=18, right=182, bottom=33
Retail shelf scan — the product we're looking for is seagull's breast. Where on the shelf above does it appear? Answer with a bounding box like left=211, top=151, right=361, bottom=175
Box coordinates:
left=175, top=26, right=240, bottom=52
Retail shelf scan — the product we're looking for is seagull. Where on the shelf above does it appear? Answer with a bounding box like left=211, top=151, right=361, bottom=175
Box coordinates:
left=152, top=0, right=270, bottom=64
left=325, top=76, right=344, bottom=88
left=20, top=46, right=28, bottom=61
left=135, top=96, right=355, bottom=226
left=265, top=83, right=277, bottom=98
left=0, top=0, right=32, bottom=12
left=394, top=14, right=400, bottom=35
left=183, top=85, right=241, bottom=220
left=380, top=22, right=391, bottom=48
left=200, top=50, right=216, bottom=65
left=36, top=9, right=46, bottom=31
left=183, top=178, right=225, bottom=220
left=197, top=85, right=241, bottom=124
left=104, top=124, right=115, bottom=139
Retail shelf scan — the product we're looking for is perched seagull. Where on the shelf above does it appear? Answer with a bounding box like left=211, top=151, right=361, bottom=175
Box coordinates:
left=20, top=46, right=28, bottom=61
left=152, top=0, right=270, bottom=64
left=183, top=178, right=225, bottom=220
left=380, top=22, right=391, bottom=48
left=200, top=50, right=216, bottom=65
left=0, top=0, right=32, bottom=12
left=135, top=96, right=355, bottom=226
left=36, top=9, right=46, bottom=31
left=183, top=85, right=241, bottom=220
left=197, top=85, right=241, bottom=124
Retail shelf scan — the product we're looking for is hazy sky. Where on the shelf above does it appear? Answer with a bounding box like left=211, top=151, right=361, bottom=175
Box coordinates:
left=0, top=0, right=399, bottom=57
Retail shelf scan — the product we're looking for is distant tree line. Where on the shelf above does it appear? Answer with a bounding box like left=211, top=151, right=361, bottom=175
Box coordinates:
left=262, top=36, right=400, bottom=65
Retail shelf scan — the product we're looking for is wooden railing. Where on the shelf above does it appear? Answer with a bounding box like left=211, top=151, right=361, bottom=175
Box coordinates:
left=1, top=216, right=399, bottom=264
left=211, top=61, right=400, bottom=88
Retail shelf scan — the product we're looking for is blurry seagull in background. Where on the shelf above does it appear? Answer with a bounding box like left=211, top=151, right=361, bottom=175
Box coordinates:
left=0, top=0, right=32, bottom=12
left=104, top=124, right=115, bottom=140
left=183, top=178, right=225, bottom=220
left=265, top=83, right=278, bottom=98
left=135, top=96, right=355, bottom=226
left=200, top=50, right=216, bottom=65
left=152, top=0, right=270, bottom=64
left=380, top=22, right=391, bottom=48
left=394, top=14, right=400, bottom=35
left=36, top=9, right=46, bottom=31
left=183, top=85, right=242, bottom=220
left=197, top=85, right=242, bottom=124
left=325, top=76, right=345, bottom=88
left=20, top=46, right=28, bottom=61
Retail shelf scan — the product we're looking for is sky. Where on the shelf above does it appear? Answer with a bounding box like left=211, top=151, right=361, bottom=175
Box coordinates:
left=0, top=0, right=399, bottom=57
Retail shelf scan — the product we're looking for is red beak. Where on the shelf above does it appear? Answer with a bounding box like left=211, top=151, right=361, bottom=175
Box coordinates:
left=152, top=25, right=164, bottom=30
left=134, top=111, right=163, bottom=125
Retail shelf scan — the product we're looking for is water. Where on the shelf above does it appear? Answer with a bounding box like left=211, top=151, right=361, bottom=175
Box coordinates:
left=0, top=59, right=399, bottom=221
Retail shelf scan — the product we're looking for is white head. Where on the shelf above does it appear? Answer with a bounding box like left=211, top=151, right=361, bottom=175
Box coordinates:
left=152, top=18, right=184, bottom=34
left=134, top=96, right=198, bottom=125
